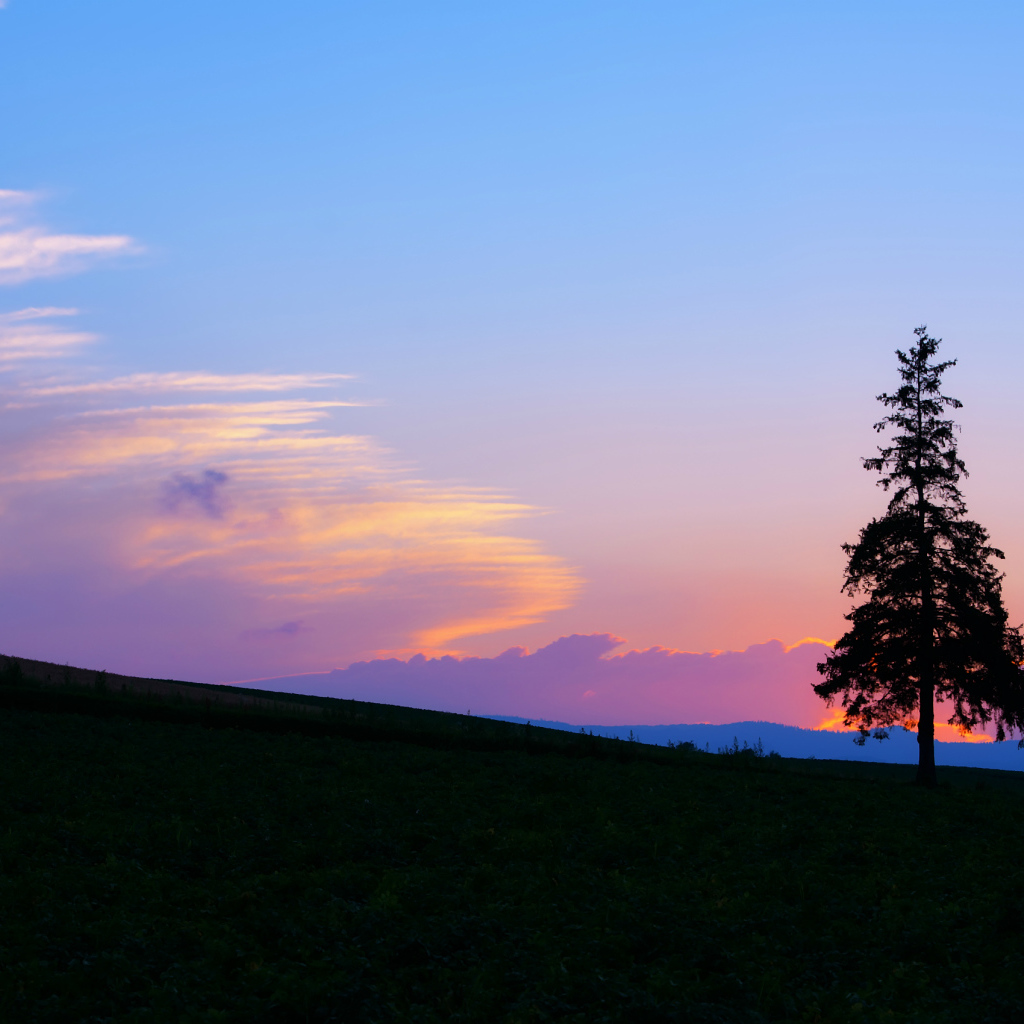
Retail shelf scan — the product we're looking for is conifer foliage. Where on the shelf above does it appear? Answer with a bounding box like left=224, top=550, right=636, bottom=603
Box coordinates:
left=815, top=328, right=1024, bottom=786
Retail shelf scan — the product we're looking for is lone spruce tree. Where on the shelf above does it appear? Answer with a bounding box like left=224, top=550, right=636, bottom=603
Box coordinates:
left=815, top=327, right=1024, bottom=787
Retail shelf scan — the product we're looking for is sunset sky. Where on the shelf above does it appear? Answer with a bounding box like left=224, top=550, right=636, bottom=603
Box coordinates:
left=4, top=2, right=1024, bottom=728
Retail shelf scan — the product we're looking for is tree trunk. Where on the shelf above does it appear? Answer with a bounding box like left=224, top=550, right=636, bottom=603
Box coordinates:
left=914, top=386, right=937, bottom=788
left=916, top=678, right=937, bottom=787
left=917, top=563, right=938, bottom=787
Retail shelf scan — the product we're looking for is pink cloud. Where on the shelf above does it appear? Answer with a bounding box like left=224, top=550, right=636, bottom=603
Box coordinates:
left=0, top=307, right=96, bottom=362
left=0, top=192, right=137, bottom=285
left=239, top=633, right=834, bottom=727
left=0, top=367, right=580, bottom=681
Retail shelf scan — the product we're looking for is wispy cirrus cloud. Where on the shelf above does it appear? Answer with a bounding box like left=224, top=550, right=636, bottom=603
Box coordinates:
left=0, top=190, right=138, bottom=284
left=23, top=371, right=355, bottom=397
left=0, top=190, right=577, bottom=683
left=0, top=367, right=580, bottom=682
left=0, top=190, right=31, bottom=210
left=0, top=307, right=96, bottom=363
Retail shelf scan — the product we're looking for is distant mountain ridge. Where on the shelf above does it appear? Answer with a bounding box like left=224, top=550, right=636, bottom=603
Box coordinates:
left=6, top=649, right=1019, bottom=772
left=486, top=717, right=1024, bottom=772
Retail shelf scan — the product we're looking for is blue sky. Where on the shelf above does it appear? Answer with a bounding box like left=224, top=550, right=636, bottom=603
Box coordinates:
left=3, top=1, right=1024, bottom=686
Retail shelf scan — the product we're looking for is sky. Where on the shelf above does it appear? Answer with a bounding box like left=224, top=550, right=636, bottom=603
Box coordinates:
left=4, top=2, right=1024, bottom=730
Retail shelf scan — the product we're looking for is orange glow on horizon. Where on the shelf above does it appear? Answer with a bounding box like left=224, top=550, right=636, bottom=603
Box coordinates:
left=815, top=707, right=994, bottom=742
left=816, top=707, right=850, bottom=732
left=934, top=723, right=994, bottom=744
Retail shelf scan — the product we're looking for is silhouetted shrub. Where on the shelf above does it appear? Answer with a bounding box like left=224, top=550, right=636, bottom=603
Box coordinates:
left=717, top=736, right=779, bottom=759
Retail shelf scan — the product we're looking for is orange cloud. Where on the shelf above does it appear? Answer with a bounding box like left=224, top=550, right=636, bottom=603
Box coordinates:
left=0, top=365, right=580, bottom=680
left=784, top=636, right=836, bottom=653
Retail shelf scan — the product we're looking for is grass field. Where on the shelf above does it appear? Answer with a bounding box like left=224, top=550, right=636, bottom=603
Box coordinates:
left=1, top=690, right=1024, bottom=1022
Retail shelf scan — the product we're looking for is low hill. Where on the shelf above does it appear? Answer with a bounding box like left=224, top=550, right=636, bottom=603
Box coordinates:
left=3, top=651, right=1022, bottom=787
left=2, top=671, right=1024, bottom=1022
left=0, top=651, right=700, bottom=763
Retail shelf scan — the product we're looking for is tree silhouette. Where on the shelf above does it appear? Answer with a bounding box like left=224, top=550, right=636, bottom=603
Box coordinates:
left=815, top=328, right=1024, bottom=786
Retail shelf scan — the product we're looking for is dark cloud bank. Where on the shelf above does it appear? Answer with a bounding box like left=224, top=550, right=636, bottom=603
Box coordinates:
left=239, top=633, right=826, bottom=724
left=236, top=633, right=1024, bottom=770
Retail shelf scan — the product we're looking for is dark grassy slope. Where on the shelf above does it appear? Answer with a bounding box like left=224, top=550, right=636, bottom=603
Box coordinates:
left=2, top=708, right=1024, bottom=1023
left=4, top=651, right=1024, bottom=787
left=0, top=653, right=666, bottom=760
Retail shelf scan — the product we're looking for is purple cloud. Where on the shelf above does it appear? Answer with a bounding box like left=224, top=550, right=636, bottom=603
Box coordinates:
left=161, top=469, right=229, bottom=518
left=236, top=633, right=833, bottom=728
left=241, top=620, right=307, bottom=640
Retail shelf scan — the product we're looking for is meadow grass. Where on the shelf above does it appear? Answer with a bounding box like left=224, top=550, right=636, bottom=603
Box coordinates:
left=1, top=705, right=1023, bottom=1023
